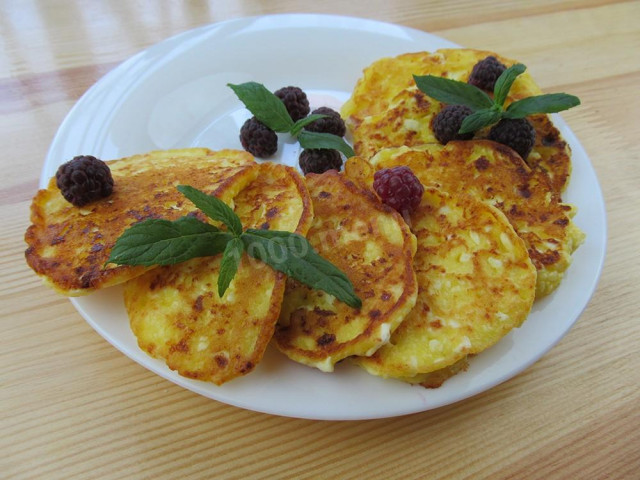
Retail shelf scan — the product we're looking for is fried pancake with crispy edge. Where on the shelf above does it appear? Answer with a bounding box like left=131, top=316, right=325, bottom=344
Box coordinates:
left=342, top=49, right=542, bottom=128
left=342, top=48, right=571, bottom=192
left=351, top=88, right=571, bottom=193
left=355, top=188, right=536, bottom=381
left=125, top=162, right=313, bottom=385
left=365, top=142, right=584, bottom=297
left=25, top=148, right=257, bottom=295
left=274, top=171, right=418, bottom=372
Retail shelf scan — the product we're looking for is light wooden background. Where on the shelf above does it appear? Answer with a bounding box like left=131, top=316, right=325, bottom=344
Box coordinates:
left=2, top=1, right=639, bottom=479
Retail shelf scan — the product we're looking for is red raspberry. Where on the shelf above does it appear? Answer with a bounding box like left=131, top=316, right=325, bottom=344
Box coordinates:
left=373, top=166, right=424, bottom=217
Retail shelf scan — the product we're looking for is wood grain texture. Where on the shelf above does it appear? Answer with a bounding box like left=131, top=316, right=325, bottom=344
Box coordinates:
left=1, top=1, right=639, bottom=479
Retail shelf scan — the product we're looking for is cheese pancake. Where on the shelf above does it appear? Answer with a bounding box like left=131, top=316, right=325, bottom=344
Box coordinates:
left=366, top=142, right=584, bottom=297
left=351, top=88, right=571, bottom=193
left=125, top=163, right=313, bottom=385
left=275, top=171, right=418, bottom=372
left=25, top=148, right=258, bottom=295
left=356, top=188, right=536, bottom=382
left=342, top=49, right=571, bottom=192
left=342, top=49, right=542, bottom=128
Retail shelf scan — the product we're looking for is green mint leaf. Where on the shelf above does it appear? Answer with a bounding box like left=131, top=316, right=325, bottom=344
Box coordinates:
left=107, top=217, right=233, bottom=266
left=459, top=109, right=503, bottom=134
left=504, top=93, right=581, bottom=119
left=228, top=82, right=294, bottom=132
left=177, top=185, right=243, bottom=237
left=218, top=237, right=244, bottom=297
left=242, top=229, right=362, bottom=309
left=290, top=114, right=329, bottom=137
left=493, top=63, right=526, bottom=107
left=298, top=130, right=355, bottom=158
left=413, top=74, right=494, bottom=111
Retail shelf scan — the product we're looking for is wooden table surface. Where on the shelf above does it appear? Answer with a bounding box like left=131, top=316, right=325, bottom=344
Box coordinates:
left=2, top=1, right=639, bottom=478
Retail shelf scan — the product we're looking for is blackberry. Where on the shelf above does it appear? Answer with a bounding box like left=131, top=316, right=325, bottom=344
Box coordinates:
left=240, top=117, right=278, bottom=157
left=468, top=56, right=506, bottom=91
left=299, top=149, right=343, bottom=175
left=432, top=105, right=474, bottom=144
left=274, top=86, right=310, bottom=121
left=304, top=107, right=346, bottom=137
left=488, top=118, right=536, bottom=159
left=373, top=166, right=424, bottom=217
left=55, top=155, right=113, bottom=207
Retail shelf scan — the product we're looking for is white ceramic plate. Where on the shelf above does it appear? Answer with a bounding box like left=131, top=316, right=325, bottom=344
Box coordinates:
left=42, top=14, right=606, bottom=420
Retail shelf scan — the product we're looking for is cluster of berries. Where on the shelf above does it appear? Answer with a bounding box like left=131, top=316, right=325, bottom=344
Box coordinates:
left=239, top=86, right=347, bottom=175
left=432, top=56, right=536, bottom=159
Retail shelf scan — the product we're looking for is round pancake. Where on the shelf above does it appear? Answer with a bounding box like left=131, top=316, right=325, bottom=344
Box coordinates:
left=342, top=49, right=571, bottom=193
left=351, top=88, right=571, bottom=193
left=125, top=162, right=313, bottom=385
left=342, top=49, right=542, bottom=128
left=25, top=148, right=258, bottom=295
left=274, top=171, right=418, bottom=372
left=366, top=141, right=584, bottom=297
left=356, top=188, right=536, bottom=381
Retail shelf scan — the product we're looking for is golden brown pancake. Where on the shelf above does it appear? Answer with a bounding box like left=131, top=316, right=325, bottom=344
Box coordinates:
left=352, top=89, right=571, bottom=193
left=124, top=162, right=313, bottom=385
left=342, top=49, right=542, bottom=128
left=355, top=188, right=536, bottom=383
left=25, top=148, right=257, bottom=295
left=342, top=49, right=571, bottom=192
left=275, top=171, right=418, bottom=372
left=365, top=142, right=584, bottom=297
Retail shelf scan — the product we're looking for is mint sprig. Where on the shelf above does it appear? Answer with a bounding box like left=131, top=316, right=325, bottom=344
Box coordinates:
left=413, top=63, right=580, bottom=135
left=413, top=75, right=493, bottom=111
left=504, top=93, right=582, bottom=118
left=493, top=64, right=526, bottom=107
left=228, top=82, right=355, bottom=158
left=177, top=185, right=243, bottom=236
left=242, top=229, right=362, bottom=309
left=228, top=82, right=294, bottom=132
left=218, top=237, right=244, bottom=298
left=107, top=186, right=362, bottom=308
left=107, top=216, right=234, bottom=266
left=289, top=114, right=328, bottom=137
left=297, top=130, right=355, bottom=158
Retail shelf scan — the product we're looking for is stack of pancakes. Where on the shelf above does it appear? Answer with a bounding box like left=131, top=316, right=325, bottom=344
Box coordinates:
left=336, top=48, right=584, bottom=385
left=25, top=148, right=419, bottom=385
left=24, top=49, right=584, bottom=388
left=341, top=48, right=572, bottom=193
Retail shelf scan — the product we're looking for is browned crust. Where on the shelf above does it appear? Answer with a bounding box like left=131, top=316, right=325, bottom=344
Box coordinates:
left=369, top=141, right=579, bottom=291
left=343, top=48, right=537, bottom=127
left=343, top=48, right=571, bottom=193
left=24, top=150, right=257, bottom=295
left=125, top=162, right=313, bottom=385
left=274, top=170, right=418, bottom=362
left=127, top=264, right=287, bottom=385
